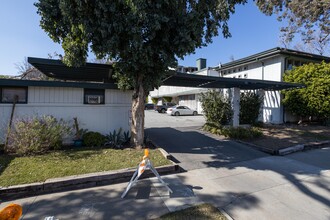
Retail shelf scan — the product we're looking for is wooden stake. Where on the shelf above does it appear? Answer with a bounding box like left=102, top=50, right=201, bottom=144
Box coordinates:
left=5, top=95, right=18, bottom=150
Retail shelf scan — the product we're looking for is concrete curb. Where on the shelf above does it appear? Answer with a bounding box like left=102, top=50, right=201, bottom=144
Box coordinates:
left=278, top=140, right=330, bottom=155
left=219, top=208, right=234, bottom=220
left=235, top=140, right=276, bottom=155
left=237, top=140, right=330, bottom=156
left=0, top=156, right=179, bottom=202
left=158, top=147, right=172, bottom=160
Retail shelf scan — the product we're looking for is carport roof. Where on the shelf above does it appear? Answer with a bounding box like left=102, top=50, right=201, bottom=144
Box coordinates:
left=28, top=57, right=114, bottom=83
left=28, top=57, right=304, bottom=90
left=163, top=73, right=304, bottom=90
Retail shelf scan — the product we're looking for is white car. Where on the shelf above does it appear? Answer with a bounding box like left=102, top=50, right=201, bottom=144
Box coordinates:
left=167, top=105, right=198, bottom=116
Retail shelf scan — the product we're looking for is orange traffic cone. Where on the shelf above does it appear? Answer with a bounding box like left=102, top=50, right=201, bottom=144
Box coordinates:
left=0, top=204, right=23, bottom=220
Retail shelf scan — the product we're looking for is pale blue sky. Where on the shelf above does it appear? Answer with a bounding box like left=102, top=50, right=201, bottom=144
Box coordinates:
left=1, top=0, right=285, bottom=76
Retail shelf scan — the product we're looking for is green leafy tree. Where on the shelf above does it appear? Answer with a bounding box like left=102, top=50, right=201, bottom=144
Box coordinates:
left=35, top=0, right=246, bottom=147
left=282, top=62, right=330, bottom=122
left=200, top=90, right=232, bottom=127
left=256, top=0, right=330, bottom=55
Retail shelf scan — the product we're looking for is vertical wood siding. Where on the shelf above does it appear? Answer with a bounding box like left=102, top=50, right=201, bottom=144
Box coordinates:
left=0, top=87, right=132, bottom=142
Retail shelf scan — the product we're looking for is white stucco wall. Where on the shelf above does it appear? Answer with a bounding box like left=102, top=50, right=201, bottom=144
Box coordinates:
left=223, top=56, right=285, bottom=124
left=0, top=86, right=132, bottom=142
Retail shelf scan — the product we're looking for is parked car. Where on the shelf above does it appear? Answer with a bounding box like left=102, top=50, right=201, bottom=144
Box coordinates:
left=167, top=105, right=198, bottom=116
left=145, top=103, right=155, bottom=110
left=155, top=102, right=176, bottom=113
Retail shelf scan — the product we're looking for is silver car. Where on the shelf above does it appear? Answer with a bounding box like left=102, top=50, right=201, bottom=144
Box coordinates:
left=167, top=105, right=198, bottom=116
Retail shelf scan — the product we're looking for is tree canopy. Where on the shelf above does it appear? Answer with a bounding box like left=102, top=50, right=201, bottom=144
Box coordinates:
left=282, top=62, right=330, bottom=122
left=35, top=0, right=246, bottom=147
left=256, top=0, right=330, bottom=54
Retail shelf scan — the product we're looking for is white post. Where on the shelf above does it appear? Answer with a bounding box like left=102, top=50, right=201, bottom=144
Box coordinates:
left=257, top=89, right=265, bottom=122
left=231, top=87, right=240, bottom=127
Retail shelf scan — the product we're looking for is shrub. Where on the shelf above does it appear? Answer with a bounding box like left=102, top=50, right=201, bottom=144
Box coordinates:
left=203, top=123, right=262, bottom=140
left=283, top=62, right=330, bottom=124
left=239, top=92, right=263, bottom=124
left=6, top=115, right=72, bottom=156
left=83, top=131, right=106, bottom=147
left=200, top=90, right=232, bottom=127
left=221, top=127, right=263, bottom=139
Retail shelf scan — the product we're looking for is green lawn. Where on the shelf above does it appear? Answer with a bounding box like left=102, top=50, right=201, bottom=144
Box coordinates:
left=158, top=203, right=228, bottom=220
left=0, top=148, right=171, bottom=187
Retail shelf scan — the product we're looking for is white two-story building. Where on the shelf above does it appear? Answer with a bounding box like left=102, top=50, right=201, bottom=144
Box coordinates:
left=150, top=47, right=330, bottom=124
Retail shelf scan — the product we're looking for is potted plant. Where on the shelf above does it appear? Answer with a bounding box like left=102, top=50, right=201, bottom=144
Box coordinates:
left=73, top=117, right=87, bottom=147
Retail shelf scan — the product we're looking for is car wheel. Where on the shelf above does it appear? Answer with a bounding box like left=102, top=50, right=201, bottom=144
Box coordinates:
left=175, top=111, right=180, bottom=116
left=161, top=109, right=166, bottom=113
left=193, top=111, right=197, bottom=116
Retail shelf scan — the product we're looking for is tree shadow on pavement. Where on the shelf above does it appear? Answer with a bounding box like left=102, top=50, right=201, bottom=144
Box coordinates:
left=146, top=127, right=330, bottom=219
left=2, top=177, right=260, bottom=220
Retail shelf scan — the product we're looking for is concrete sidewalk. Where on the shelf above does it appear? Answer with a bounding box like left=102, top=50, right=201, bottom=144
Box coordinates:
left=176, top=147, right=330, bottom=220
left=1, top=147, right=329, bottom=220
left=0, top=175, right=201, bottom=220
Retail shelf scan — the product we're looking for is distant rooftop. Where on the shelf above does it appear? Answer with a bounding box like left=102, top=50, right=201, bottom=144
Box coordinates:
left=215, top=47, right=330, bottom=70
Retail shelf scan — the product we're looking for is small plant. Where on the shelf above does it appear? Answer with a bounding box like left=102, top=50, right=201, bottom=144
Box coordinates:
left=82, top=131, right=106, bottom=147
left=123, top=131, right=131, bottom=144
left=106, top=128, right=122, bottom=148
left=106, top=128, right=131, bottom=149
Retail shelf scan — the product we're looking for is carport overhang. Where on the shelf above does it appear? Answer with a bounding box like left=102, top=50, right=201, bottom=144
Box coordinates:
left=162, top=73, right=304, bottom=91
left=161, top=73, right=304, bottom=127
left=28, top=57, right=305, bottom=127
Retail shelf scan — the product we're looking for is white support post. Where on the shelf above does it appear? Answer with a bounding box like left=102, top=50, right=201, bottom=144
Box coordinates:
left=257, top=89, right=265, bottom=122
left=231, top=87, right=240, bottom=127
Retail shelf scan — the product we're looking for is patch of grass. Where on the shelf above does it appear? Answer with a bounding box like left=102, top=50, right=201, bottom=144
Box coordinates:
left=0, top=148, right=171, bottom=187
left=158, top=203, right=227, bottom=220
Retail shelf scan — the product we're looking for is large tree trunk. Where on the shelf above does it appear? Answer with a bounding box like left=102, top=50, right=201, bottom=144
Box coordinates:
left=131, top=75, right=145, bottom=149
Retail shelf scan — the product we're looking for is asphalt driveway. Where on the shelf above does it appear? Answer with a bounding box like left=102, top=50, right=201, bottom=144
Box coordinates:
left=145, top=110, right=330, bottom=220
left=145, top=110, right=266, bottom=170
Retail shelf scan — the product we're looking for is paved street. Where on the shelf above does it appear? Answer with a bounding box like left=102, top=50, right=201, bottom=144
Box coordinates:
left=1, top=111, right=329, bottom=219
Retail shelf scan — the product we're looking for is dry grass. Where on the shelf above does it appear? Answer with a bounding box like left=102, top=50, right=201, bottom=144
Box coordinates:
left=158, top=203, right=227, bottom=220
left=245, top=124, right=330, bottom=151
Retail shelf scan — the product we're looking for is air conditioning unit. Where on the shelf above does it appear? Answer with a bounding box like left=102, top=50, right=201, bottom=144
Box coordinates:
left=87, top=95, right=102, bottom=104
